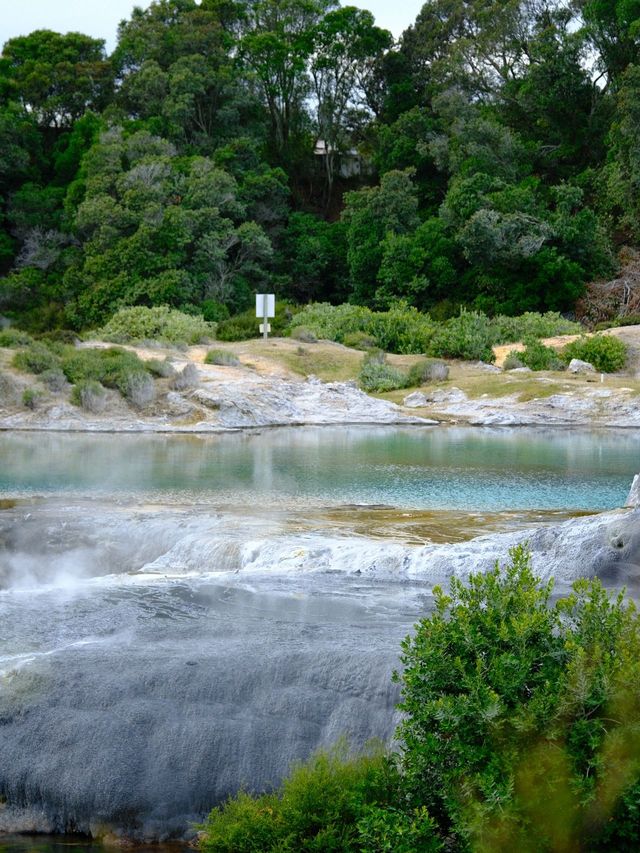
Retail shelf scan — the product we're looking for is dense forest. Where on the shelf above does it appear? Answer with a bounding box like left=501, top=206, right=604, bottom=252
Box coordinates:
left=1, top=0, right=639, bottom=332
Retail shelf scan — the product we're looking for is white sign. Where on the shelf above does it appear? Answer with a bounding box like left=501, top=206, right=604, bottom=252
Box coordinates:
left=259, top=323, right=271, bottom=334
left=255, top=294, right=275, bottom=318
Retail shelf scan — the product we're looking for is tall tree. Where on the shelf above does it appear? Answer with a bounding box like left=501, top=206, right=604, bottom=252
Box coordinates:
left=240, top=0, right=336, bottom=160
left=309, top=6, right=391, bottom=203
left=0, top=30, right=112, bottom=129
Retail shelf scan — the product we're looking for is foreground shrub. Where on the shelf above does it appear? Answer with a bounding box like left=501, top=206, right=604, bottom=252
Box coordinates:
left=70, top=379, right=107, bottom=413
left=204, top=349, right=240, bottom=366
left=358, top=351, right=409, bottom=393
left=12, top=343, right=61, bottom=374
left=96, top=306, right=216, bottom=345
left=562, top=334, right=627, bottom=372
left=518, top=339, right=565, bottom=371
left=396, top=545, right=640, bottom=850
left=406, top=359, right=449, bottom=386
left=201, top=741, right=401, bottom=853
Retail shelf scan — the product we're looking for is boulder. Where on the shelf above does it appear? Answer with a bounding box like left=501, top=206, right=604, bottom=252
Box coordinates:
left=403, top=391, right=429, bottom=408
left=568, top=358, right=595, bottom=374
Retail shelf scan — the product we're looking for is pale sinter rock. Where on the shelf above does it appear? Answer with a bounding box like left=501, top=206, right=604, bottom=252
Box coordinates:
left=626, top=474, right=640, bottom=507
left=403, top=391, right=429, bottom=408
left=568, top=358, right=596, bottom=374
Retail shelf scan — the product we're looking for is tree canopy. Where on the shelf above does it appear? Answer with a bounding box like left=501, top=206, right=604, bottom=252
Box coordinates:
left=2, top=0, right=640, bottom=329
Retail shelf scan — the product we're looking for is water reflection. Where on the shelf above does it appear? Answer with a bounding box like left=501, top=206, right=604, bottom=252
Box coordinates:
left=0, top=427, right=638, bottom=511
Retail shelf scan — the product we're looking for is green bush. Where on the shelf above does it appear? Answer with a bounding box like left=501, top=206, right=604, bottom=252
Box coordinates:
left=491, top=312, right=582, bottom=344
left=288, top=303, right=374, bottom=344
left=96, top=306, right=216, bottom=345
left=70, top=379, right=108, bottom=413
left=342, top=331, right=378, bottom=350
left=12, top=343, right=61, bottom=374
left=62, top=347, right=149, bottom=392
left=358, top=351, right=409, bottom=393
left=204, top=349, right=240, bottom=366
left=368, top=305, right=435, bottom=355
left=396, top=546, right=640, bottom=850
left=201, top=300, right=231, bottom=324
left=201, top=741, right=400, bottom=853
left=0, top=371, right=20, bottom=405
left=562, top=334, right=627, bottom=372
left=0, top=328, right=34, bottom=348
left=518, top=339, right=566, bottom=371
left=429, top=310, right=495, bottom=362
left=406, top=359, right=449, bottom=387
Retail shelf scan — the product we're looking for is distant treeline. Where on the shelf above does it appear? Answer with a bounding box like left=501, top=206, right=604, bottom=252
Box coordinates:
left=1, top=0, right=639, bottom=331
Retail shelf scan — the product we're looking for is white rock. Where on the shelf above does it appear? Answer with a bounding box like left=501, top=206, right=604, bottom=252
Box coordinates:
left=626, top=474, right=640, bottom=507
left=403, top=391, right=429, bottom=408
left=568, top=358, right=595, bottom=374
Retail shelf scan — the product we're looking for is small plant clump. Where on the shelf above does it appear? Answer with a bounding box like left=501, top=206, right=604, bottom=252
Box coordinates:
left=145, top=358, right=176, bottom=378
left=70, top=379, right=108, bottom=413
left=503, top=351, right=525, bottom=370
left=22, top=387, right=42, bottom=409
left=39, top=368, right=69, bottom=392
left=290, top=326, right=318, bottom=344
left=122, top=371, right=156, bottom=408
left=406, top=359, right=449, bottom=386
left=204, top=349, right=240, bottom=366
left=171, top=362, right=200, bottom=390
left=358, top=351, right=409, bottom=393
left=562, top=334, right=627, bottom=372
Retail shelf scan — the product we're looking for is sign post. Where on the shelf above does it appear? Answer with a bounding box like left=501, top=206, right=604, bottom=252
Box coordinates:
left=255, top=294, right=275, bottom=340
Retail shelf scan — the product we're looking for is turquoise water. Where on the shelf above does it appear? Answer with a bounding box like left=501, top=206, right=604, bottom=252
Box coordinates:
left=0, top=427, right=638, bottom=511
